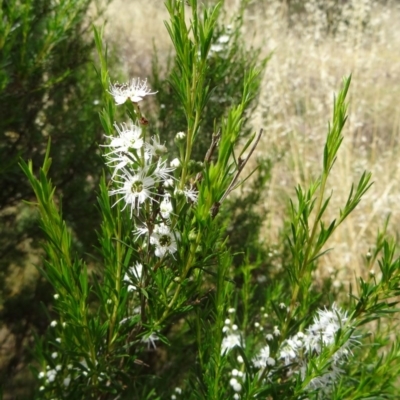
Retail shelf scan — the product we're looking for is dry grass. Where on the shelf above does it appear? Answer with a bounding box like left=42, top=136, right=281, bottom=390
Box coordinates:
left=102, top=0, right=400, bottom=285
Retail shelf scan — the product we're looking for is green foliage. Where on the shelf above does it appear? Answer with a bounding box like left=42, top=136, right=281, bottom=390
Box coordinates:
left=0, top=0, right=109, bottom=396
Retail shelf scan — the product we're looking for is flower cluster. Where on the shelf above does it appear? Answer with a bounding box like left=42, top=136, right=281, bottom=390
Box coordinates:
left=278, top=304, right=357, bottom=394
left=109, top=78, right=156, bottom=105
left=221, top=317, right=243, bottom=355
left=105, top=78, right=196, bottom=261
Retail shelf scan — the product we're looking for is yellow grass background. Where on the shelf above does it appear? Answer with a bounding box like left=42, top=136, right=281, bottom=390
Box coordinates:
left=102, top=0, right=400, bottom=286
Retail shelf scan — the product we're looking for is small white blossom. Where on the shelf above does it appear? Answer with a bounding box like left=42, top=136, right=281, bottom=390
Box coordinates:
left=53, top=294, right=59, bottom=300
left=229, top=378, right=242, bottom=392
left=210, top=43, right=224, bottom=53
left=109, top=78, right=156, bottom=105
left=160, top=196, right=173, bottom=219
left=182, top=186, right=198, bottom=203
left=273, top=326, right=280, bottom=336
left=253, top=345, right=276, bottom=368
left=109, top=167, right=157, bottom=216
left=279, top=339, right=298, bottom=365
left=218, top=34, right=230, bottom=44
left=221, top=333, right=242, bottom=354
left=237, top=355, right=244, bottom=364
left=175, top=387, right=182, bottom=394
left=150, top=223, right=180, bottom=258
left=123, top=262, right=143, bottom=292
left=163, top=178, right=174, bottom=188
left=51, top=352, right=58, bottom=359
left=146, top=136, right=167, bottom=157
left=38, top=371, right=45, bottom=379
left=50, top=320, right=57, bottom=327
left=47, top=369, right=57, bottom=382
left=266, top=333, right=274, bottom=341
left=106, top=121, right=143, bottom=152
left=175, top=131, right=186, bottom=140
left=141, top=332, right=159, bottom=349
left=228, top=308, right=236, bottom=314
left=154, top=158, right=176, bottom=181
left=170, top=158, right=181, bottom=168
left=63, top=376, right=71, bottom=387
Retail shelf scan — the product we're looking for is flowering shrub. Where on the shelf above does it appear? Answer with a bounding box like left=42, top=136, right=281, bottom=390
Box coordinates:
left=18, top=0, right=400, bottom=399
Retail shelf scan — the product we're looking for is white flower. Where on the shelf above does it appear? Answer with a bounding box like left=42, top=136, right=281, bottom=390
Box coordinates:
left=123, top=262, right=143, bottom=292
left=303, top=363, right=344, bottom=395
left=150, top=223, right=179, bottom=258
left=170, top=158, right=181, bottom=168
left=163, top=178, right=174, bottom=188
left=182, top=186, right=198, bottom=203
left=145, top=136, right=167, bottom=157
left=217, top=34, right=230, bottom=44
left=47, top=369, right=57, bottom=382
left=141, top=332, right=159, bottom=349
left=154, top=158, right=176, bottom=182
left=266, top=333, right=274, bottom=341
left=38, top=371, right=45, bottom=379
left=304, top=304, right=356, bottom=359
left=210, top=43, right=224, bottom=53
left=109, top=167, right=157, bottom=216
left=252, top=345, right=275, bottom=368
left=106, top=121, right=143, bottom=153
left=221, top=333, right=241, bottom=354
left=237, top=355, right=244, bottom=364
left=273, top=326, right=280, bottom=336
left=229, top=378, right=242, bottom=392
left=50, top=320, right=57, bottom=327
left=175, top=387, right=182, bottom=394
left=53, top=294, right=59, bottom=300
left=51, top=352, right=58, bottom=359
left=175, top=131, right=186, bottom=140
left=109, top=78, right=156, bottom=105
left=160, top=196, right=173, bottom=219
left=279, top=339, right=299, bottom=365
left=133, top=225, right=149, bottom=240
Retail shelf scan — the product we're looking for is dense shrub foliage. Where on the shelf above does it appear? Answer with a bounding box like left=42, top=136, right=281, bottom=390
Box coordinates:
left=0, top=0, right=108, bottom=396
